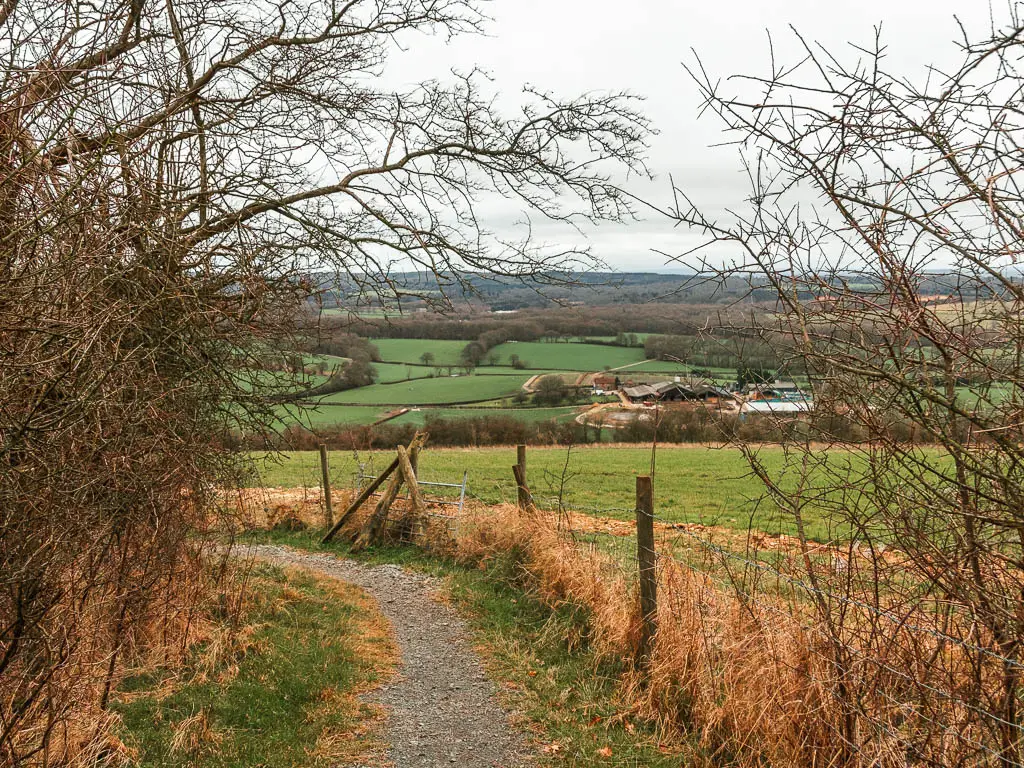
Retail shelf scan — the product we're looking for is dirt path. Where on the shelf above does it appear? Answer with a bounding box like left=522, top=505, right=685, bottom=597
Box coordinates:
left=244, top=545, right=529, bottom=768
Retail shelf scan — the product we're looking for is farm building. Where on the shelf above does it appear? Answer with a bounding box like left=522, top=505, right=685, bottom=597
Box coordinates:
left=688, top=383, right=736, bottom=403
left=740, top=397, right=813, bottom=414
left=592, top=373, right=619, bottom=391
left=622, top=381, right=736, bottom=404
left=744, top=380, right=802, bottom=399
left=622, top=384, right=661, bottom=402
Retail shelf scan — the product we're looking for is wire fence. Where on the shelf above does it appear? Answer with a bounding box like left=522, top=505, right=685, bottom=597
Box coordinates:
left=256, top=443, right=1024, bottom=766
left=452, top=447, right=1024, bottom=767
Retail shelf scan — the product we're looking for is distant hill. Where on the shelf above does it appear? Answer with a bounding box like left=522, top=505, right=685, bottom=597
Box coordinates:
left=303, top=269, right=1019, bottom=312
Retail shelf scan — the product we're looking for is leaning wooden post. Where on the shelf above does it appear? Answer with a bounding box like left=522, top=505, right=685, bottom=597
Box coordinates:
left=397, top=445, right=428, bottom=518
left=319, top=444, right=334, bottom=530
left=635, top=475, right=657, bottom=672
left=321, top=457, right=399, bottom=543
left=516, top=444, right=528, bottom=510
left=352, top=432, right=425, bottom=550
left=353, top=460, right=406, bottom=551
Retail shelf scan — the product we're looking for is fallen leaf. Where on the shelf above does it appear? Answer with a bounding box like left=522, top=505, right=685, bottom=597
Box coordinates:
left=596, top=746, right=614, bottom=757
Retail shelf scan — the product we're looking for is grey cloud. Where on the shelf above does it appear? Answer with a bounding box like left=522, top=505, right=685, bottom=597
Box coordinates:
left=382, top=0, right=997, bottom=271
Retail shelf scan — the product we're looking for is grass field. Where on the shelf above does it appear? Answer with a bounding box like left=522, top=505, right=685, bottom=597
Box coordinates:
left=249, top=444, right=862, bottom=540
left=622, top=361, right=739, bottom=378
left=277, top=402, right=581, bottom=428
left=371, top=338, right=473, bottom=366
left=372, top=361, right=433, bottom=382
left=275, top=404, right=395, bottom=427
left=486, top=341, right=644, bottom=370
left=317, top=374, right=531, bottom=406
left=388, top=405, right=581, bottom=427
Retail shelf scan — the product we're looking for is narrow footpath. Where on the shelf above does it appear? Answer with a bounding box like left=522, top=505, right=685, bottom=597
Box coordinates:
left=246, top=545, right=529, bottom=768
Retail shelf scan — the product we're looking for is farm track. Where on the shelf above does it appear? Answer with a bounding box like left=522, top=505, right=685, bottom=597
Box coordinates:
left=243, top=544, right=530, bottom=768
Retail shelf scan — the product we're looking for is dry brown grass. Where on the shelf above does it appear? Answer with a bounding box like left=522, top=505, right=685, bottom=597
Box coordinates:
left=169, top=709, right=223, bottom=761
left=5, top=546, right=248, bottom=768
left=436, top=505, right=997, bottom=768
left=243, top=486, right=1010, bottom=767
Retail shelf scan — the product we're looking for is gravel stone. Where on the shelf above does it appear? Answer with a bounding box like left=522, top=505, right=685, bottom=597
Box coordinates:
left=244, top=544, right=529, bottom=768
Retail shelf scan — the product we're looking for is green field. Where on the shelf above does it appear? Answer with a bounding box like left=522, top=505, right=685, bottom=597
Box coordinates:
left=622, top=361, right=739, bottom=377
left=371, top=338, right=473, bottom=366
left=238, top=369, right=331, bottom=393
left=583, top=334, right=651, bottom=343
left=486, top=341, right=644, bottom=370
left=372, top=361, right=433, bottom=382
left=955, top=382, right=1016, bottom=408
left=317, top=373, right=530, bottom=406
left=388, top=406, right=580, bottom=427
left=275, top=404, right=396, bottom=427
left=250, top=444, right=862, bottom=540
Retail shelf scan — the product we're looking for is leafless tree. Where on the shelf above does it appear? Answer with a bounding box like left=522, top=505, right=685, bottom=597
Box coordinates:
left=667, top=8, right=1024, bottom=765
left=0, top=0, right=648, bottom=762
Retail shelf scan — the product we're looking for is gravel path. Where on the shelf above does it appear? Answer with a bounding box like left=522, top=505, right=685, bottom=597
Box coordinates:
left=245, top=545, right=529, bottom=768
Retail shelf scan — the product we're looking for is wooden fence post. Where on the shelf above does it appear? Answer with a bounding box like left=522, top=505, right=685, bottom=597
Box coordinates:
left=516, top=444, right=528, bottom=510
left=321, top=457, right=399, bottom=544
left=319, top=444, right=334, bottom=529
left=635, top=475, right=657, bottom=671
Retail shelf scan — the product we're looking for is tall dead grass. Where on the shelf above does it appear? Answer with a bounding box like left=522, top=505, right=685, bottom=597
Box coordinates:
left=441, top=505, right=1007, bottom=767
left=242, top=483, right=1015, bottom=766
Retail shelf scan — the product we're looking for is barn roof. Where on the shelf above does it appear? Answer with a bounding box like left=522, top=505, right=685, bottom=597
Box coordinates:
left=621, top=384, right=658, bottom=399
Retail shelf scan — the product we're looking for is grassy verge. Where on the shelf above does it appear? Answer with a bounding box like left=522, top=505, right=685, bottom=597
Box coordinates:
left=243, top=529, right=687, bottom=765
left=113, top=564, right=397, bottom=767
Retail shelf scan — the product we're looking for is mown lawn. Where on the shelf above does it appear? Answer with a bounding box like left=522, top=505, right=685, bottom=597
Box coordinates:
left=114, top=565, right=395, bottom=767
left=249, top=444, right=866, bottom=540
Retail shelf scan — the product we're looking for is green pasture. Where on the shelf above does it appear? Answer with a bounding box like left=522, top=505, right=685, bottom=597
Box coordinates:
left=622, top=361, right=738, bottom=378
left=372, top=361, right=433, bottom=382
left=249, top=444, right=870, bottom=540
left=583, top=333, right=651, bottom=343
left=486, top=341, right=645, bottom=370
left=389, top=405, right=581, bottom=427
left=237, top=369, right=330, bottom=394
left=371, top=338, right=473, bottom=366
left=274, top=404, right=394, bottom=427
left=316, top=373, right=530, bottom=406
left=276, top=403, right=581, bottom=430
left=955, top=382, right=1016, bottom=408
left=301, top=352, right=347, bottom=369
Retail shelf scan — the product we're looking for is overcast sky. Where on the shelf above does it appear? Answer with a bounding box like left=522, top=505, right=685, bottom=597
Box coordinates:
left=385, top=1, right=1000, bottom=273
